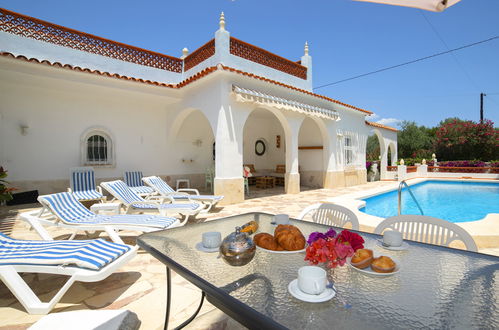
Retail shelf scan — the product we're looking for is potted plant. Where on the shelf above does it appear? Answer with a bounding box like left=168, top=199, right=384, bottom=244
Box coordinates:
left=0, top=166, right=14, bottom=204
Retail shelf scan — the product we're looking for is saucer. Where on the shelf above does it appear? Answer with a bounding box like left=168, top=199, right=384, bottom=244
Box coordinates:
left=377, top=240, right=409, bottom=251
left=288, top=279, right=335, bottom=303
left=195, top=242, right=220, bottom=253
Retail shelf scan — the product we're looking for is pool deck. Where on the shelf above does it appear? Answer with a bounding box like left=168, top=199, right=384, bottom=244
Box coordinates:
left=1, top=180, right=498, bottom=329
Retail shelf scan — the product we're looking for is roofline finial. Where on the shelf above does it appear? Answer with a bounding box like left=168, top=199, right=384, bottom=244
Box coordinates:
left=220, top=12, right=225, bottom=30
left=304, top=41, right=309, bottom=56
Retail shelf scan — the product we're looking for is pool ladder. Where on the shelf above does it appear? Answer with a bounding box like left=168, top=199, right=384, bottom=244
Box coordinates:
left=398, top=180, right=424, bottom=216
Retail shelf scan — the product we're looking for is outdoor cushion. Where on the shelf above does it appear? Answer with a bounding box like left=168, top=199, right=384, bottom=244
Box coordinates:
left=0, top=233, right=130, bottom=270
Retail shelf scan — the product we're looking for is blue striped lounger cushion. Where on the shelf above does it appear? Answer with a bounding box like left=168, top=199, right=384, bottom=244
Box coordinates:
left=40, top=193, right=178, bottom=227
left=0, top=233, right=130, bottom=270
left=73, top=190, right=103, bottom=201
left=130, top=186, right=154, bottom=195
left=131, top=203, right=200, bottom=210
left=172, top=195, right=223, bottom=201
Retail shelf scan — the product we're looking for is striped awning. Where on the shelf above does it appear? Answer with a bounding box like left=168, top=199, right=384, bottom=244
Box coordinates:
left=232, top=85, right=340, bottom=121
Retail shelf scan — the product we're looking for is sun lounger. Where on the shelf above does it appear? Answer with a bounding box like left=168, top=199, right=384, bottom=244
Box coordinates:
left=0, top=233, right=137, bottom=314
left=20, top=192, right=182, bottom=244
left=142, top=176, right=224, bottom=212
left=68, top=167, right=104, bottom=202
left=100, top=180, right=204, bottom=220
left=123, top=171, right=154, bottom=197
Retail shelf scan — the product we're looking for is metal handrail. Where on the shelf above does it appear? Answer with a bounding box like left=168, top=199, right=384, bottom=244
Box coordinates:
left=398, top=180, right=424, bottom=215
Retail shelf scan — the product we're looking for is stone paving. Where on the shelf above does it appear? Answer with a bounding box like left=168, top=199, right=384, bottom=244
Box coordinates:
left=1, top=181, right=498, bottom=329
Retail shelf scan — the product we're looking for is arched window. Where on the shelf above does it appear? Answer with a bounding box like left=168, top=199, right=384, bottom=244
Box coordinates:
left=87, top=135, right=108, bottom=163
left=81, top=128, right=114, bottom=166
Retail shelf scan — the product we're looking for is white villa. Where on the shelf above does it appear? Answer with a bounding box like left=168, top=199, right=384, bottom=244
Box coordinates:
left=0, top=8, right=397, bottom=205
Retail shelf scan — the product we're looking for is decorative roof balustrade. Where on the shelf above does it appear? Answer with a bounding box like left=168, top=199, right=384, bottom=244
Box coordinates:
left=230, top=37, right=307, bottom=80
left=184, top=39, right=215, bottom=71
left=0, top=8, right=183, bottom=72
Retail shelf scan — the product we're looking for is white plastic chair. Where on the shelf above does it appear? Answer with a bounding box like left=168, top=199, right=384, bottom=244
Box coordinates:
left=0, top=233, right=137, bottom=314
left=374, top=215, right=478, bottom=252
left=298, top=203, right=360, bottom=230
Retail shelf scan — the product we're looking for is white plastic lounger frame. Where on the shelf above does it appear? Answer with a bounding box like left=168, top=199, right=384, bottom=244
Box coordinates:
left=142, top=176, right=223, bottom=212
left=68, top=167, right=104, bottom=202
left=374, top=215, right=478, bottom=252
left=298, top=203, right=360, bottom=231
left=0, top=234, right=137, bottom=314
left=100, top=180, right=204, bottom=221
left=20, top=192, right=182, bottom=244
left=123, top=171, right=154, bottom=197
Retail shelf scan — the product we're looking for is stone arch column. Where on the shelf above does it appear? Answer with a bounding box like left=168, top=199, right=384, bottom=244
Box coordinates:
left=371, top=129, right=388, bottom=180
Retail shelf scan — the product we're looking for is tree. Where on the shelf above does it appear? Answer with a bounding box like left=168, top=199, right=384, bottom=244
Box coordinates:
left=434, top=119, right=498, bottom=161
left=366, top=134, right=380, bottom=161
left=397, top=121, right=434, bottom=159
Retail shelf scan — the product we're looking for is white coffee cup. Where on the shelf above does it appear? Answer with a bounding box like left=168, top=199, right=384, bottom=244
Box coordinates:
left=297, top=266, right=327, bottom=295
left=274, top=214, right=289, bottom=225
left=202, top=232, right=221, bottom=249
left=383, top=230, right=403, bottom=247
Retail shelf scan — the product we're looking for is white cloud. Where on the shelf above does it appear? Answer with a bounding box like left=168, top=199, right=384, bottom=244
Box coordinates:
left=376, top=118, right=402, bottom=127
left=367, top=113, right=379, bottom=120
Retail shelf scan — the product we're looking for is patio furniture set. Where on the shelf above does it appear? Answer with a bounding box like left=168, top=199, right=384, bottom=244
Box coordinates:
left=244, top=164, right=287, bottom=189
left=1, top=168, right=496, bottom=328
left=138, top=212, right=495, bottom=329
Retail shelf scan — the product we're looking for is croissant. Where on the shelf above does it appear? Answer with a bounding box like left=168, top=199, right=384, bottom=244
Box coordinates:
left=254, top=233, right=280, bottom=251
left=274, top=225, right=306, bottom=251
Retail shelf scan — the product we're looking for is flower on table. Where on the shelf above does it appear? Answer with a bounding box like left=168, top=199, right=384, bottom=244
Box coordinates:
left=304, top=229, right=364, bottom=269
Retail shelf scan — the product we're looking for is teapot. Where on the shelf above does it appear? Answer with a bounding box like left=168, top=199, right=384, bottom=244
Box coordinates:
left=219, top=226, right=256, bottom=266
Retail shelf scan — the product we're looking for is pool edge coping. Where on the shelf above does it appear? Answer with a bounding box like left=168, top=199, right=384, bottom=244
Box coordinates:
left=322, top=178, right=499, bottom=238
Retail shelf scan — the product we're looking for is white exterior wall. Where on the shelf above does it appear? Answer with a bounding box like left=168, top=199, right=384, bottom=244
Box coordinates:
left=0, top=67, right=172, bottom=181
left=0, top=32, right=182, bottom=84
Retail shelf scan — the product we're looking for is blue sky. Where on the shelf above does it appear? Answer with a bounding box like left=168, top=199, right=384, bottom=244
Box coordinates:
left=1, top=0, right=498, bottom=128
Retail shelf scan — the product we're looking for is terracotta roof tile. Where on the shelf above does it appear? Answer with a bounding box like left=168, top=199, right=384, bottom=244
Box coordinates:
left=0, top=51, right=373, bottom=115
left=365, top=121, right=398, bottom=132
left=220, top=65, right=372, bottom=115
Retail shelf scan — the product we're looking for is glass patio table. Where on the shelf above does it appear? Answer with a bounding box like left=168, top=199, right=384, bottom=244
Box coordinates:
left=137, top=212, right=499, bottom=329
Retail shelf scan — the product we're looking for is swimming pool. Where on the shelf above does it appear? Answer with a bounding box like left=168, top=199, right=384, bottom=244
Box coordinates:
left=360, top=180, right=499, bottom=222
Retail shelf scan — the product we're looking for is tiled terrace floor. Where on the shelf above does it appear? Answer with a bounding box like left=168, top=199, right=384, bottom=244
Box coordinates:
left=1, top=181, right=498, bottom=329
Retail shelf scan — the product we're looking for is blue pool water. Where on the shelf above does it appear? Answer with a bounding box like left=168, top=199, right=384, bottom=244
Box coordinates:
left=360, top=181, right=499, bottom=222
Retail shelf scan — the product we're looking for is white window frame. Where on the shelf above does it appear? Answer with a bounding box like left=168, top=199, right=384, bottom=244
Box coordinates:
left=344, top=135, right=355, bottom=166
left=80, top=127, right=115, bottom=167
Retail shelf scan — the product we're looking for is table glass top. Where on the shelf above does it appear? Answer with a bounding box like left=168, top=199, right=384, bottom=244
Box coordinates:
left=138, top=213, right=499, bottom=329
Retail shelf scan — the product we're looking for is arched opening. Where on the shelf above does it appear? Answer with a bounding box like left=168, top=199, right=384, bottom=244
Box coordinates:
left=366, top=129, right=382, bottom=182
left=169, top=109, right=215, bottom=192
left=388, top=142, right=397, bottom=166
left=243, top=108, right=286, bottom=197
left=298, top=117, right=326, bottom=189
